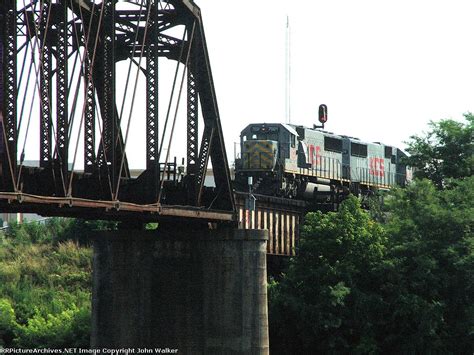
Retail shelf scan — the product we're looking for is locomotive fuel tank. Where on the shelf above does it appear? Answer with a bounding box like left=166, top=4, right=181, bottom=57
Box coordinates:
left=301, top=182, right=331, bottom=200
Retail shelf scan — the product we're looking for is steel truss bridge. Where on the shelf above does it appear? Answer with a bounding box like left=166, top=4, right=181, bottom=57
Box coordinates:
left=0, top=0, right=236, bottom=223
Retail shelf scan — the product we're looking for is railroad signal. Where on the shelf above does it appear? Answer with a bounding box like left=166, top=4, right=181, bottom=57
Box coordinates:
left=319, top=104, right=328, bottom=123
left=314, top=104, right=328, bottom=129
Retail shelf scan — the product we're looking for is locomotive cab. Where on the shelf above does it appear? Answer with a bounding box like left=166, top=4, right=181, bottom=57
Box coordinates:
left=234, top=123, right=300, bottom=196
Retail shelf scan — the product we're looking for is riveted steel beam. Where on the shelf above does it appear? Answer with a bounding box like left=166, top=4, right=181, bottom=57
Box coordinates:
left=0, top=0, right=235, bottom=223
left=1, top=0, right=17, bottom=191
left=55, top=1, right=69, bottom=180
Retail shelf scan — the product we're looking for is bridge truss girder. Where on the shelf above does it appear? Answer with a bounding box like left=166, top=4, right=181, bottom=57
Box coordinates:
left=0, top=0, right=235, bottom=223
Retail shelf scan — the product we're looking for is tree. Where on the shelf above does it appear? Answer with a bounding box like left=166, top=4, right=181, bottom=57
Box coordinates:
left=404, top=113, right=473, bottom=188
left=381, top=177, right=474, bottom=353
left=269, top=196, right=387, bottom=353
left=269, top=178, right=474, bottom=353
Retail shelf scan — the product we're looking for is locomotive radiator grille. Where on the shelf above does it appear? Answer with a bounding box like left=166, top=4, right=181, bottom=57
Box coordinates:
left=243, top=140, right=276, bottom=170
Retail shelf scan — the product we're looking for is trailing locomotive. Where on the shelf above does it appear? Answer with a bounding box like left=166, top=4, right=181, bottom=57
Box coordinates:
left=234, top=107, right=411, bottom=202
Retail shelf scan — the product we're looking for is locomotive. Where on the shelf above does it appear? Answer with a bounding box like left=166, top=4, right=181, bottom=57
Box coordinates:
left=234, top=105, right=411, bottom=202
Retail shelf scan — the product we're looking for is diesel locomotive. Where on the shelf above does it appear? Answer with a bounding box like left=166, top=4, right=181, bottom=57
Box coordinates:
left=234, top=106, right=411, bottom=201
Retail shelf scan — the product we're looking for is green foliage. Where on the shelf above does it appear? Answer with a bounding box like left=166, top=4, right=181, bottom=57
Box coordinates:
left=145, top=222, right=159, bottom=230
left=270, top=177, right=474, bottom=353
left=269, top=196, right=387, bottom=353
left=14, top=304, right=90, bottom=348
left=4, top=217, right=118, bottom=247
left=0, top=219, right=93, bottom=347
left=381, top=177, right=474, bottom=353
left=404, top=113, right=474, bottom=188
left=0, top=298, right=17, bottom=346
left=0, top=299, right=15, bottom=329
left=58, top=219, right=118, bottom=245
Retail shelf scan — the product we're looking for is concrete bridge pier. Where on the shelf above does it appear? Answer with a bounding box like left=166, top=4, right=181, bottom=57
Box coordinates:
left=91, top=224, right=269, bottom=354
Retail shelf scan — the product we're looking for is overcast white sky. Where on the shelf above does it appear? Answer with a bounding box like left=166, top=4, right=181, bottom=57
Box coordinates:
left=197, top=0, right=474, bottom=158
left=13, top=0, right=474, bottom=169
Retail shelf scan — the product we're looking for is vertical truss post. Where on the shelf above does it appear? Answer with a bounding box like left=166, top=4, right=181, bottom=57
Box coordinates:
left=56, top=1, right=69, bottom=179
left=146, top=1, right=159, bottom=171
left=84, top=53, right=96, bottom=173
left=186, top=36, right=199, bottom=204
left=146, top=0, right=159, bottom=198
left=187, top=66, right=199, bottom=169
left=100, top=0, right=116, bottom=191
left=39, top=0, right=52, bottom=168
left=2, top=0, right=17, bottom=190
left=82, top=4, right=97, bottom=174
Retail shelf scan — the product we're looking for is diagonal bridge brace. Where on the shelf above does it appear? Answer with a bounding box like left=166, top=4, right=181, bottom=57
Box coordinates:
left=0, top=0, right=235, bottom=222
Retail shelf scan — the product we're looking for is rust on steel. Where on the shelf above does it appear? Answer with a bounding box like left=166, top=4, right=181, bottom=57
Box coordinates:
left=0, top=1, right=235, bottom=223
left=0, top=192, right=234, bottom=222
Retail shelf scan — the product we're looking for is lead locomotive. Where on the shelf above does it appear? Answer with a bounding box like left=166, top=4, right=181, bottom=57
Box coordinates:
left=234, top=105, right=411, bottom=202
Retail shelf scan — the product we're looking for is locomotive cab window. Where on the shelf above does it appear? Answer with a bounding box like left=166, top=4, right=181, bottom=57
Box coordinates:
left=249, top=126, right=279, bottom=141
left=268, top=133, right=278, bottom=141
left=351, top=142, right=368, bottom=157
left=290, top=134, right=296, bottom=148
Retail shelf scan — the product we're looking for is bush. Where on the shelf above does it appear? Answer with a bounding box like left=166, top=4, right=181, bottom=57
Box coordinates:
left=14, top=304, right=90, bottom=348
left=0, top=298, right=17, bottom=346
left=0, top=221, right=93, bottom=347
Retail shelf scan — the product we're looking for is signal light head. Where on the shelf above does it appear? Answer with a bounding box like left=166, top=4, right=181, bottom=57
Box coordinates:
left=318, top=104, right=328, bottom=124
